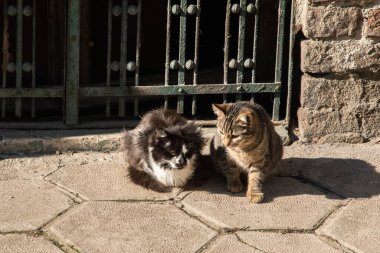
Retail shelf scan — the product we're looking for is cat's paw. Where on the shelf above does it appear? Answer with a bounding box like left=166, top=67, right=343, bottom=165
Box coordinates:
left=227, top=180, right=243, bottom=193
left=246, top=191, right=264, bottom=203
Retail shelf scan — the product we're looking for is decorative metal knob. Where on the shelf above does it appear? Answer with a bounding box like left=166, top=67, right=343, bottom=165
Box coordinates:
left=111, top=61, right=120, bottom=71
left=237, top=86, right=244, bottom=92
left=185, top=60, right=195, bottom=70
left=247, top=3, right=256, bottom=14
left=187, top=5, right=197, bottom=15
left=112, top=5, right=122, bottom=16
left=23, top=6, right=33, bottom=16
left=170, top=60, right=179, bottom=70
left=7, top=63, right=16, bottom=72
left=7, top=5, right=17, bottom=16
left=244, top=59, right=254, bottom=68
left=172, top=5, right=181, bottom=15
left=231, top=4, right=240, bottom=14
left=178, top=88, right=184, bottom=93
left=22, top=62, right=32, bottom=72
left=228, top=59, right=238, bottom=69
left=128, top=5, right=138, bottom=16
left=126, top=61, right=136, bottom=72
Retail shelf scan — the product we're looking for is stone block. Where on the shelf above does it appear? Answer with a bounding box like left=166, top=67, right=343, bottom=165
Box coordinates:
left=317, top=200, right=380, bottom=253
left=304, top=6, right=361, bottom=38
left=301, top=40, right=380, bottom=74
left=45, top=202, right=217, bottom=253
left=364, top=8, right=380, bottom=37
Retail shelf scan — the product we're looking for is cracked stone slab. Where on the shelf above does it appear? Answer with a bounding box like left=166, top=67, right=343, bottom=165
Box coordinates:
left=0, top=180, right=73, bottom=232
left=181, top=177, right=342, bottom=230
left=236, top=231, right=342, bottom=253
left=203, top=235, right=261, bottom=253
left=0, top=155, right=61, bottom=180
left=45, top=201, right=217, bottom=253
left=317, top=199, right=380, bottom=253
left=46, top=152, right=180, bottom=200
left=281, top=144, right=380, bottom=199
left=0, top=234, right=63, bottom=253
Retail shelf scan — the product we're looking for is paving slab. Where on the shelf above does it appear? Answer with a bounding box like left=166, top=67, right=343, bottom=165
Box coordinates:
left=0, top=180, right=73, bottom=232
left=203, top=235, right=261, bottom=253
left=236, top=231, right=342, bottom=253
left=281, top=143, right=380, bottom=199
left=45, top=201, right=217, bottom=253
left=0, top=155, right=61, bottom=180
left=317, top=199, right=380, bottom=253
left=0, top=234, right=63, bottom=253
left=46, top=152, right=180, bottom=200
left=181, top=177, right=342, bottom=230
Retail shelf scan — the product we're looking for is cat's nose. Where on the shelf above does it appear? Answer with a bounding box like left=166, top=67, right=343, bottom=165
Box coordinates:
left=176, top=155, right=186, bottom=167
left=223, top=138, right=231, bottom=146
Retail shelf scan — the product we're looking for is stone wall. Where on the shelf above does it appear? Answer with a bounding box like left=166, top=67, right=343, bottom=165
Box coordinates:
left=296, top=0, right=380, bottom=143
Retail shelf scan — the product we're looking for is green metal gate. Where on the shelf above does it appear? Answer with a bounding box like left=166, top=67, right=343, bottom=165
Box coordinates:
left=0, top=0, right=288, bottom=129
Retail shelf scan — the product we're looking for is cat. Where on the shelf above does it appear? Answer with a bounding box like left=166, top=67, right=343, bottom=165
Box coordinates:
left=210, top=101, right=283, bottom=203
left=122, top=108, right=205, bottom=192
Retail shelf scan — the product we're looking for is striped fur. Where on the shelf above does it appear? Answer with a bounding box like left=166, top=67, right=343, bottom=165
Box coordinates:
left=210, top=101, right=283, bottom=203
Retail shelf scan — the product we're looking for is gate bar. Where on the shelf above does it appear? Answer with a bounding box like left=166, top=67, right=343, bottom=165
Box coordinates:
left=191, top=0, right=201, bottom=115
left=273, top=0, right=286, bottom=120
left=106, top=0, right=113, bottom=117
left=65, top=0, right=80, bottom=125
left=2, top=0, right=8, bottom=118
left=236, top=0, right=247, bottom=101
left=133, top=0, right=142, bottom=117
left=31, top=0, right=36, bottom=117
left=251, top=0, right=260, bottom=101
left=15, top=0, right=23, bottom=117
left=164, top=0, right=172, bottom=109
left=118, top=0, right=128, bottom=117
left=177, top=0, right=187, bottom=114
left=223, top=0, right=231, bottom=103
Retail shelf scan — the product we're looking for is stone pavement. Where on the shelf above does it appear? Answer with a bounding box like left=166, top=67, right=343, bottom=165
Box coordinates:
left=0, top=142, right=380, bottom=253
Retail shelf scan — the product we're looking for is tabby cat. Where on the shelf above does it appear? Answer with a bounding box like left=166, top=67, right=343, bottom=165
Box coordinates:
left=210, top=101, right=283, bottom=203
left=122, top=108, right=205, bottom=192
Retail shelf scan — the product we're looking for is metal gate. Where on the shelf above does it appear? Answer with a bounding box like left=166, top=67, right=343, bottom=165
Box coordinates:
left=0, top=0, right=288, bottom=129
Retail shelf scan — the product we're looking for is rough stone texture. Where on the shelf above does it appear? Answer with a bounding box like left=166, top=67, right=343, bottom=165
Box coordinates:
left=45, top=202, right=217, bottom=253
left=46, top=152, right=179, bottom=201
left=0, top=180, right=72, bottom=232
left=299, top=75, right=380, bottom=142
left=304, top=6, right=361, bottom=38
left=204, top=235, right=261, bottom=253
left=317, top=200, right=380, bottom=253
left=281, top=143, right=380, bottom=199
left=0, top=155, right=61, bottom=180
left=181, top=177, right=342, bottom=230
left=236, top=231, right=342, bottom=253
left=0, top=234, right=63, bottom=253
left=365, top=7, right=380, bottom=37
left=309, top=0, right=376, bottom=5
left=301, top=40, right=380, bottom=74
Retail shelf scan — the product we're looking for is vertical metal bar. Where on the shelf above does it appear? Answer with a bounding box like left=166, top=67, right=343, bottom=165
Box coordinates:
left=286, top=0, right=294, bottom=127
left=118, top=0, right=128, bottom=117
left=191, top=0, right=201, bottom=115
left=273, top=0, right=286, bottom=121
left=164, top=0, right=172, bottom=109
left=236, top=0, right=247, bottom=101
left=15, top=0, right=23, bottom=117
left=65, top=0, right=80, bottom=125
left=223, top=0, right=231, bottom=103
left=251, top=0, right=260, bottom=101
left=177, top=0, right=187, bottom=114
left=31, top=0, right=36, bottom=118
left=106, top=0, right=113, bottom=117
left=2, top=0, right=8, bottom=118
left=133, top=0, right=142, bottom=117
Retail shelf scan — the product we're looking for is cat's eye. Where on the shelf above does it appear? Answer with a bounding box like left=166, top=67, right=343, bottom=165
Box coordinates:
left=231, top=134, right=239, bottom=138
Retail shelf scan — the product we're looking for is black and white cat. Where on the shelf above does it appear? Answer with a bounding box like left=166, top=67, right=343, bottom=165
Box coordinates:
left=122, top=109, right=205, bottom=192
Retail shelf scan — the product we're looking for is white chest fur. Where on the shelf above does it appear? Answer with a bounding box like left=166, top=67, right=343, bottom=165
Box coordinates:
left=146, top=155, right=196, bottom=187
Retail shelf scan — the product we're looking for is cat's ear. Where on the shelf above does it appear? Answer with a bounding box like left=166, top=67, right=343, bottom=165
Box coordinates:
left=236, top=110, right=254, bottom=126
left=155, top=128, right=167, bottom=138
left=212, top=103, right=230, bottom=117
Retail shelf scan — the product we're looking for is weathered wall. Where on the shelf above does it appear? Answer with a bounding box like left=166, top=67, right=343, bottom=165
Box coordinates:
left=296, top=0, right=380, bottom=143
